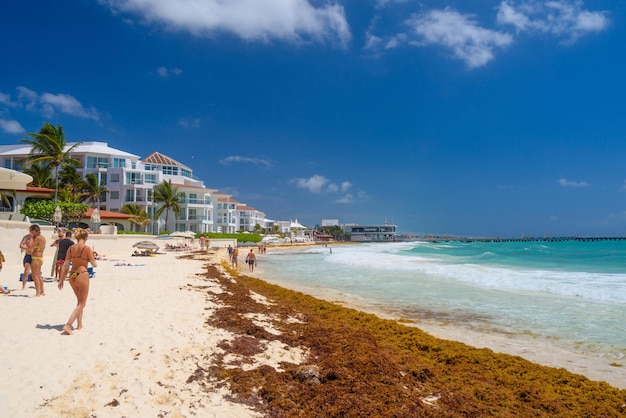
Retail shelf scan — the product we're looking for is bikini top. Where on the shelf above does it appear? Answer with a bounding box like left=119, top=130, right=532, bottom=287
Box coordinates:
left=70, top=246, right=89, bottom=262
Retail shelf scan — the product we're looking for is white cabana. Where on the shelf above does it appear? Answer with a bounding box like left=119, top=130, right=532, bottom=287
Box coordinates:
left=0, top=167, right=32, bottom=190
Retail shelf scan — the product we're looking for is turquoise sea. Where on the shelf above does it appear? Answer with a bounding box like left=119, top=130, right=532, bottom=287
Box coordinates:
left=255, top=240, right=626, bottom=385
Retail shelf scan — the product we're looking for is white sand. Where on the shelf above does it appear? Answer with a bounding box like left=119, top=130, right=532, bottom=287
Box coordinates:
left=0, top=248, right=263, bottom=417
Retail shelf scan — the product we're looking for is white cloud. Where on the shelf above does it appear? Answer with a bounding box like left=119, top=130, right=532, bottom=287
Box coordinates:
left=558, top=178, right=589, bottom=187
left=10, top=87, right=100, bottom=120
left=0, top=119, right=25, bottom=134
left=407, top=8, right=513, bottom=68
left=157, top=66, right=183, bottom=77
left=291, top=175, right=360, bottom=201
left=40, top=92, right=100, bottom=120
left=220, top=155, right=273, bottom=168
left=100, top=0, right=351, bottom=46
left=0, top=87, right=100, bottom=124
left=375, top=0, right=409, bottom=8
left=292, top=174, right=329, bottom=193
left=335, top=193, right=353, bottom=204
left=0, top=92, right=17, bottom=107
left=497, top=0, right=610, bottom=43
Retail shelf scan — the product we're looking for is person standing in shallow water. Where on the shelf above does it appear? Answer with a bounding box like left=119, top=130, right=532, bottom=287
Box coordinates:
left=28, top=224, right=46, bottom=297
left=59, top=228, right=97, bottom=335
left=245, top=249, right=256, bottom=272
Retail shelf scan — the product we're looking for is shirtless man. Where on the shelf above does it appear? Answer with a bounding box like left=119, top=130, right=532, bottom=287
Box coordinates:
left=231, top=246, right=238, bottom=269
left=50, top=229, right=65, bottom=279
left=245, top=249, right=256, bottom=272
left=19, top=233, right=32, bottom=290
left=28, top=224, right=46, bottom=296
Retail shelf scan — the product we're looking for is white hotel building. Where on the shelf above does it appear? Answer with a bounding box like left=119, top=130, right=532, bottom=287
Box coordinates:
left=0, top=141, right=266, bottom=233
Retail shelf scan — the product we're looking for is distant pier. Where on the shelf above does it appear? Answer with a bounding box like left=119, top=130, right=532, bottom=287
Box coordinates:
left=414, top=236, right=626, bottom=243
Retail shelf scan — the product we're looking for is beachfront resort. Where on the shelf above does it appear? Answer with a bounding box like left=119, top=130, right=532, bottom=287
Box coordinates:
left=0, top=138, right=398, bottom=242
left=0, top=140, right=304, bottom=235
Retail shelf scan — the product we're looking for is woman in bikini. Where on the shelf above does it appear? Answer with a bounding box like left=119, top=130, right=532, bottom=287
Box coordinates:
left=58, top=228, right=97, bottom=335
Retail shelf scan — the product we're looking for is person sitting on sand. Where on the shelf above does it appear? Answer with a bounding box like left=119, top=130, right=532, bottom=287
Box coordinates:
left=58, top=228, right=97, bottom=335
left=0, top=250, right=9, bottom=294
left=245, top=249, right=256, bottom=272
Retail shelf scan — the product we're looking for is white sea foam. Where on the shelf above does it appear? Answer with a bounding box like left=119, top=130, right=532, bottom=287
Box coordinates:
left=260, top=242, right=626, bottom=353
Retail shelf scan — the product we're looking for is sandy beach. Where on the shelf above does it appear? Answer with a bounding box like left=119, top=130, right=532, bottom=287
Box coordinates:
left=1, top=237, right=624, bottom=417
left=0, top=246, right=264, bottom=417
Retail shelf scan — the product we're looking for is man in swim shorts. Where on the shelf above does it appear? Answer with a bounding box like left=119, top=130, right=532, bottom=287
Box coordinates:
left=19, top=233, right=32, bottom=290
left=54, top=231, right=74, bottom=281
left=28, top=224, right=46, bottom=297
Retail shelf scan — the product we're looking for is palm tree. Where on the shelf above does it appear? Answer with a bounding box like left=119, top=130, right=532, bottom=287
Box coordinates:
left=152, top=180, right=181, bottom=229
left=81, top=173, right=109, bottom=208
left=19, top=123, right=82, bottom=202
left=58, top=164, right=86, bottom=203
left=0, top=190, right=14, bottom=211
left=22, top=162, right=53, bottom=188
left=122, top=203, right=150, bottom=232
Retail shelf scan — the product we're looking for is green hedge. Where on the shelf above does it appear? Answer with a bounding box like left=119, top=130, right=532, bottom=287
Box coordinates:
left=200, top=232, right=262, bottom=243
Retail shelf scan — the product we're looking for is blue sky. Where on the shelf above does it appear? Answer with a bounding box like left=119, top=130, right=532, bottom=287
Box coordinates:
left=1, top=0, right=624, bottom=237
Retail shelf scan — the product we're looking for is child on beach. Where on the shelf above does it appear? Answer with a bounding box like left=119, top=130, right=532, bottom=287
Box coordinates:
left=58, top=228, right=97, bottom=335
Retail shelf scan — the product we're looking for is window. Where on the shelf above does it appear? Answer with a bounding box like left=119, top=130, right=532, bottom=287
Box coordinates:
left=125, top=189, right=134, bottom=202
left=87, top=156, right=109, bottom=168
left=99, top=173, right=107, bottom=185
left=189, top=193, right=197, bottom=204
left=110, top=191, right=119, bottom=200
left=181, top=168, right=192, bottom=178
left=145, top=174, right=157, bottom=184
left=126, top=173, right=141, bottom=184
left=162, top=165, right=178, bottom=175
left=111, top=174, right=120, bottom=183
left=113, top=158, right=126, bottom=168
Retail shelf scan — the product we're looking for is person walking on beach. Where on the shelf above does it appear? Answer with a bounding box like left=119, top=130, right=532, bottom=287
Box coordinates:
left=54, top=231, right=74, bottom=281
left=19, top=233, right=32, bottom=290
left=0, top=250, right=10, bottom=294
left=231, top=246, right=238, bottom=269
left=227, top=244, right=233, bottom=260
left=28, top=224, right=46, bottom=297
left=50, top=229, right=65, bottom=278
left=245, top=249, right=256, bottom=272
left=58, top=228, right=97, bottom=335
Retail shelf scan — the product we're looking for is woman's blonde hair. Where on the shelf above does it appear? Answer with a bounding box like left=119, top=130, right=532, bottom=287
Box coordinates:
left=74, top=228, right=88, bottom=241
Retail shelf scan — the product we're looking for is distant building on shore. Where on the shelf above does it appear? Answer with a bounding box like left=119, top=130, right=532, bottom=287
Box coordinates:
left=342, top=224, right=397, bottom=242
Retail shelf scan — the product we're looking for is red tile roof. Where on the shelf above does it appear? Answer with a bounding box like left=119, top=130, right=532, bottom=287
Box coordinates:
left=81, top=208, right=133, bottom=220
